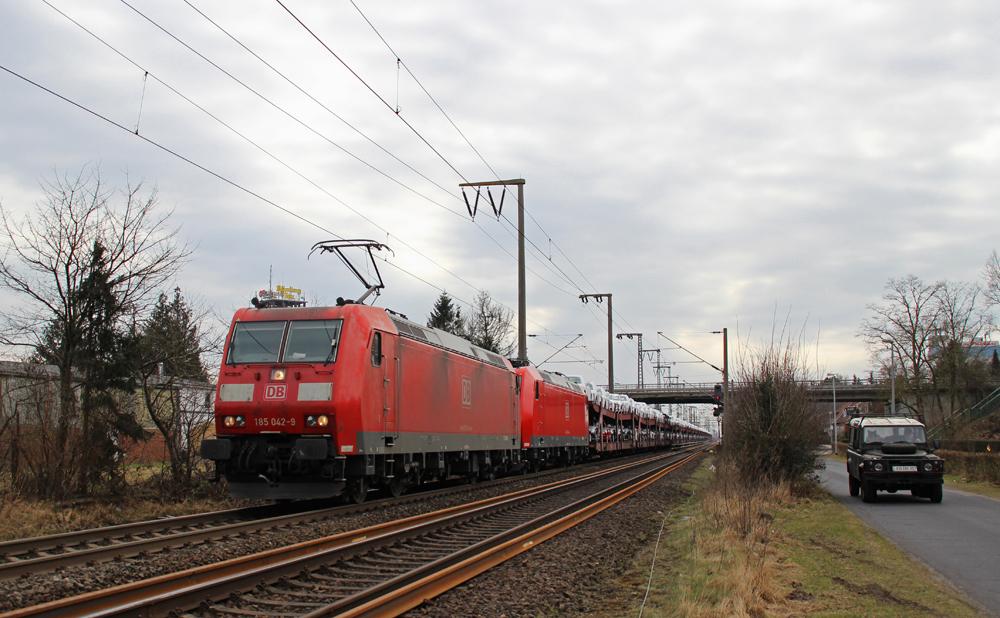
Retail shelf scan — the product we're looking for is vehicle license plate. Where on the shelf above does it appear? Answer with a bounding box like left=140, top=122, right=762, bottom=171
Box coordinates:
left=893, top=465, right=917, bottom=472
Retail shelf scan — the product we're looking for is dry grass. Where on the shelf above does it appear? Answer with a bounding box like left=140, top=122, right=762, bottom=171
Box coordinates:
left=598, top=457, right=984, bottom=618
left=0, top=492, right=242, bottom=542
left=662, top=463, right=796, bottom=618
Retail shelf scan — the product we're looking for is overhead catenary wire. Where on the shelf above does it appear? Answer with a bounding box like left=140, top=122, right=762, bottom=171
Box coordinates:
left=274, top=0, right=470, bottom=184
left=275, top=1, right=596, bottom=299
left=126, top=0, right=586, bottom=302
left=42, top=0, right=586, bottom=309
left=0, top=61, right=590, bottom=360
left=180, top=0, right=465, bottom=206
left=26, top=1, right=652, bottom=379
left=349, top=0, right=600, bottom=297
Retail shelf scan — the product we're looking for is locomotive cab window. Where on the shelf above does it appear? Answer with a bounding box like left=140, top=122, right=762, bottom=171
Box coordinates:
left=371, top=332, right=382, bottom=367
left=282, top=319, right=344, bottom=364
left=228, top=321, right=286, bottom=364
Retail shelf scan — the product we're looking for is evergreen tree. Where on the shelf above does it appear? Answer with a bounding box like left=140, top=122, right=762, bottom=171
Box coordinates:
left=0, top=167, right=189, bottom=498
left=427, top=292, right=466, bottom=336
left=34, top=241, right=147, bottom=494
left=142, top=288, right=207, bottom=380
left=992, top=350, right=1000, bottom=378
left=138, top=288, right=210, bottom=494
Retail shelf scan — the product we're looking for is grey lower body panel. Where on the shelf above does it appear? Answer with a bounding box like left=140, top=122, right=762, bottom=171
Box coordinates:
left=528, top=435, right=589, bottom=448
left=227, top=480, right=346, bottom=500
left=355, top=431, right=517, bottom=455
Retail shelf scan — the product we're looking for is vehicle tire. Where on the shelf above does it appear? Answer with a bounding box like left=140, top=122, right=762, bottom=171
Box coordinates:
left=849, top=475, right=859, bottom=497
left=861, top=478, right=876, bottom=503
left=929, top=484, right=943, bottom=503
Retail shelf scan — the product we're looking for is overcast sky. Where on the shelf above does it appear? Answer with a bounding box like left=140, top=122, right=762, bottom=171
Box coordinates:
left=2, top=0, right=999, bottom=391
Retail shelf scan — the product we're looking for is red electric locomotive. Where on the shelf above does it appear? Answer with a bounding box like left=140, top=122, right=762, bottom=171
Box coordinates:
left=200, top=301, right=521, bottom=500
left=516, top=366, right=589, bottom=471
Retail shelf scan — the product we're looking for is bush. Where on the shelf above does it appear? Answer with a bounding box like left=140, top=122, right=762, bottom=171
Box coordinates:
left=938, top=450, right=1000, bottom=486
left=725, top=327, right=828, bottom=487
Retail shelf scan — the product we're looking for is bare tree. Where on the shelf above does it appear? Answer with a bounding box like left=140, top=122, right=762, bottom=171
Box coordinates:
left=858, top=275, right=942, bottom=423
left=465, top=291, right=516, bottom=357
left=0, top=167, right=190, bottom=497
left=930, top=281, right=995, bottom=425
left=983, top=250, right=1000, bottom=306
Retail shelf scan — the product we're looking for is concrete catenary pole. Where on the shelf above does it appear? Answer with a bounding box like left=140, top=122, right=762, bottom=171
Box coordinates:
left=459, top=179, right=527, bottom=362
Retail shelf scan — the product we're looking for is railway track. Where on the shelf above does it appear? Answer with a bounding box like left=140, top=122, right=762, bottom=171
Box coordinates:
left=0, top=449, right=681, bottom=582
left=2, top=444, right=707, bottom=618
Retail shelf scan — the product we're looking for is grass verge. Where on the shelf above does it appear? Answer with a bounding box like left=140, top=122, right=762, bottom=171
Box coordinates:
left=0, top=494, right=243, bottom=542
left=592, top=456, right=984, bottom=618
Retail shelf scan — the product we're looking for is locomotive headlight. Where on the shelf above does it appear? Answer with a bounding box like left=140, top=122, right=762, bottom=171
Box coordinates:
left=223, top=415, right=246, bottom=428
left=271, top=368, right=286, bottom=381
left=224, top=415, right=235, bottom=427
left=305, top=415, right=330, bottom=427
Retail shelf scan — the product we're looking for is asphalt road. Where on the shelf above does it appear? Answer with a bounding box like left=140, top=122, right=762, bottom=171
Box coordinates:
left=817, top=457, right=1000, bottom=616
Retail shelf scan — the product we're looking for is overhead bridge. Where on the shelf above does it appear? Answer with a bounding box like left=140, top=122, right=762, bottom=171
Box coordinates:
left=613, top=380, right=889, bottom=406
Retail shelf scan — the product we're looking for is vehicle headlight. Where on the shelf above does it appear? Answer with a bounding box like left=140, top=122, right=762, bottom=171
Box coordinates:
left=874, top=462, right=884, bottom=472
left=223, top=415, right=245, bottom=428
left=924, top=462, right=933, bottom=472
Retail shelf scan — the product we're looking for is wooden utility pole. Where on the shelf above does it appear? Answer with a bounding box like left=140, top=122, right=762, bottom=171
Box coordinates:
left=459, top=179, right=526, bottom=362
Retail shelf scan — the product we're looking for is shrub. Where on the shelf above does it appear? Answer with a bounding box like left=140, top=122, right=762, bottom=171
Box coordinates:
left=725, top=326, right=827, bottom=487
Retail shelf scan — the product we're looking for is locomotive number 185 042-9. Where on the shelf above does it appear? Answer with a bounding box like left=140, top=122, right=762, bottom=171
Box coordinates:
left=254, top=417, right=296, bottom=427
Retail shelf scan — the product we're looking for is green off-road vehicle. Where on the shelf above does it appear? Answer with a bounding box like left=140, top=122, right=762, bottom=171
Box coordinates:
left=846, top=416, right=944, bottom=503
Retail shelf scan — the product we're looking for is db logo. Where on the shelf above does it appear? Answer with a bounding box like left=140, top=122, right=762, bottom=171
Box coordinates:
left=461, top=378, right=472, bottom=407
left=264, top=384, right=287, bottom=400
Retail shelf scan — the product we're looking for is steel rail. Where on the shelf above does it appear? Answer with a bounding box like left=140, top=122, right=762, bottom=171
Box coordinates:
left=3, top=447, right=705, bottom=618
left=0, top=450, right=651, bottom=581
left=304, top=448, right=706, bottom=618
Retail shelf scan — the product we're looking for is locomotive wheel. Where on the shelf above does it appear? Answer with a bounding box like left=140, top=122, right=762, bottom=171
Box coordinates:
left=348, top=478, right=369, bottom=504
left=388, top=476, right=407, bottom=498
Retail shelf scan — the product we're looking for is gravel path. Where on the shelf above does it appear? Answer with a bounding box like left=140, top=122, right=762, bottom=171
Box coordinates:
left=0, top=452, right=704, bottom=615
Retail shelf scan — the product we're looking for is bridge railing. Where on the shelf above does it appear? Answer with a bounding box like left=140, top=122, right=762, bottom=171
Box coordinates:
left=610, top=379, right=889, bottom=393
left=611, top=382, right=720, bottom=393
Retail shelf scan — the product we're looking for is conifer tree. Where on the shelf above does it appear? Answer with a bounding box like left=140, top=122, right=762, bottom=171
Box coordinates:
left=427, top=292, right=466, bottom=336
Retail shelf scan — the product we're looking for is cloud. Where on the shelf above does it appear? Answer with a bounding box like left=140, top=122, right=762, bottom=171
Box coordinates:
left=1, top=0, right=999, bottom=396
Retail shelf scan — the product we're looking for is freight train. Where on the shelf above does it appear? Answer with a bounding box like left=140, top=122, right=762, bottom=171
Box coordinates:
left=200, top=299, right=710, bottom=501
